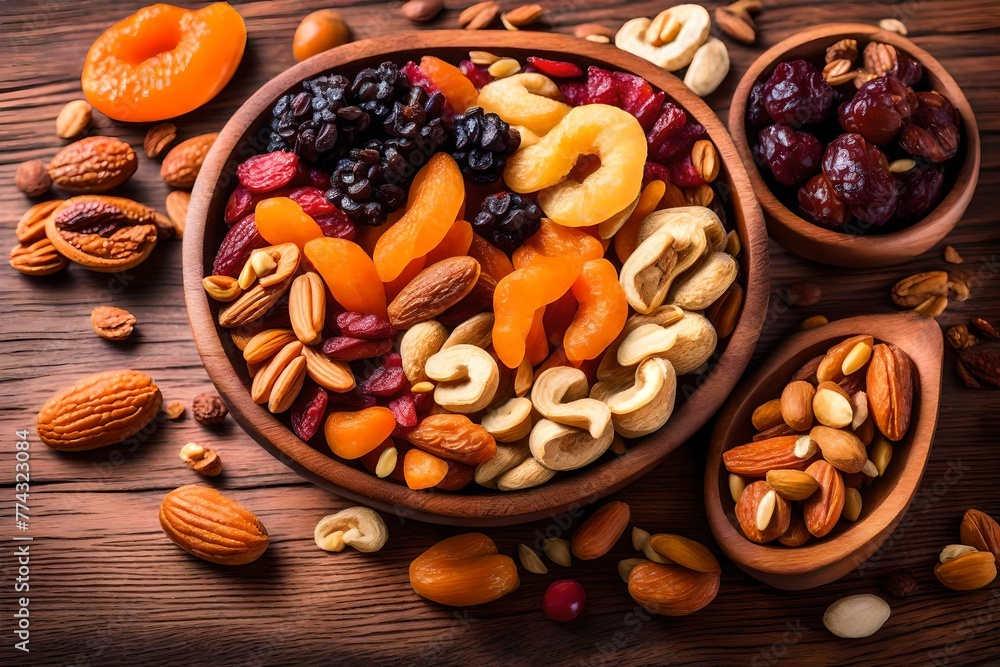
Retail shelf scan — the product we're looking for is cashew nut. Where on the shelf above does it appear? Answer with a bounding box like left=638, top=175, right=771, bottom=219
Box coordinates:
left=614, top=6, right=711, bottom=72
left=400, top=320, right=448, bottom=384
left=504, top=105, right=646, bottom=228
left=531, top=366, right=612, bottom=439
left=597, top=306, right=684, bottom=382
left=668, top=251, right=738, bottom=311
left=529, top=418, right=615, bottom=471
left=683, top=38, right=730, bottom=97
left=496, top=456, right=556, bottom=491
left=424, top=344, right=499, bottom=414
left=476, top=440, right=531, bottom=489
left=620, top=222, right=707, bottom=314
left=593, top=357, right=677, bottom=438
left=314, top=506, right=388, bottom=553
left=478, top=72, right=571, bottom=136
left=442, top=312, right=494, bottom=350
left=637, top=207, right=727, bottom=251
left=481, top=397, right=533, bottom=443
left=617, top=311, right=717, bottom=375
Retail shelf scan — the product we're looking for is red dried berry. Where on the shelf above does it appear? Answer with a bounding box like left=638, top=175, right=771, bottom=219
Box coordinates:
left=558, top=81, right=590, bottom=107
left=894, top=164, right=944, bottom=221
left=290, top=383, right=328, bottom=441
left=585, top=66, right=619, bottom=106
left=798, top=173, right=852, bottom=230
left=224, top=185, right=254, bottom=225
left=388, top=391, right=418, bottom=428
left=839, top=76, right=915, bottom=146
left=647, top=102, right=687, bottom=157
left=747, top=81, right=772, bottom=127
left=762, top=59, right=833, bottom=126
left=458, top=60, right=494, bottom=89
left=890, top=54, right=923, bottom=87
left=336, top=311, right=394, bottom=339
left=402, top=61, right=440, bottom=95
left=436, top=461, right=475, bottom=491
left=314, top=210, right=357, bottom=240
left=754, top=124, right=823, bottom=187
left=665, top=153, right=706, bottom=188
left=237, top=151, right=300, bottom=194
left=643, top=161, right=671, bottom=186
left=899, top=91, right=961, bottom=163
left=288, top=186, right=335, bottom=216
left=361, top=365, right=406, bottom=397
left=413, top=390, right=435, bottom=414
left=527, top=57, right=583, bottom=78
left=383, top=352, right=402, bottom=368
left=213, top=214, right=269, bottom=277
left=322, top=336, right=394, bottom=362
left=822, top=133, right=897, bottom=209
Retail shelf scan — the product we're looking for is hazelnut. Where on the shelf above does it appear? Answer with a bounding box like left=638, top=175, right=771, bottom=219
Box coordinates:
left=881, top=567, right=919, bottom=598
left=16, top=160, right=52, bottom=197
left=179, top=443, right=223, bottom=477
left=192, top=391, right=228, bottom=425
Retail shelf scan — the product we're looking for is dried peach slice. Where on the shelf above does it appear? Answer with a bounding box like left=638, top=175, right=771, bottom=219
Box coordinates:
left=419, top=56, right=478, bottom=112
left=512, top=218, right=603, bottom=268
left=564, top=259, right=628, bottom=363
left=82, top=3, right=247, bottom=122
left=325, top=407, right=396, bottom=460
left=478, top=73, right=571, bottom=136
left=425, top=220, right=473, bottom=265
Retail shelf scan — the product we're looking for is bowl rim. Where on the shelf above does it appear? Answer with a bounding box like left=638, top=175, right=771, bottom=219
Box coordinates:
left=728, top=23, right=980, bottom=268
left=183, top=30, right=769, bottom=526
left=703, top=312, right=943, bottom=581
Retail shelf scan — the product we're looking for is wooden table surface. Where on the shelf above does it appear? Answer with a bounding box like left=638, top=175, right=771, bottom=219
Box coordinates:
left=2, top=1, right=999, bottom=665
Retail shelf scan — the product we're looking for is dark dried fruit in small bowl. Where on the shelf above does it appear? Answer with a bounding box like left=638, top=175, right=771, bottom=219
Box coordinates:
left=798, top=173, right=851, bottom=230
left=754, top=124, right=823, bottom=187
left=762, top=59, right=833, bottom=126
left=838, top=75, right=915, bottom=146
left=821, top=134, right=896, bottom=211
left=899, top=91, right=961, bottom=163
left=894, top=164, right=944, bottom=221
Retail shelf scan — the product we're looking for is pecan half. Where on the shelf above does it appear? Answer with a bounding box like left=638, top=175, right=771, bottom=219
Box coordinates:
left=891, top=271, right=948, bottom=308
left=16, top=200, right=63, bottom=244
left=9, top=238, right=68, bottom=276
left=91, top=306, right=136, bottom=341
left=45, top=196, right=161, bottom=272
left=862, top=42, right=897, bottom=77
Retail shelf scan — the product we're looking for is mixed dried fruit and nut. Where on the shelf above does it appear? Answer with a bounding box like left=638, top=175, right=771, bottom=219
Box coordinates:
left=204, top=54, right=744, bottom=493
left=747, top=38, right=963, bottom=233
left=724, top=335, right=913, bottom=545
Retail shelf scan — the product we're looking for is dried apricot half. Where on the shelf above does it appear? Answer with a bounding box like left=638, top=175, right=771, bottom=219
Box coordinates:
left=82, top=3, right=247, bottom=122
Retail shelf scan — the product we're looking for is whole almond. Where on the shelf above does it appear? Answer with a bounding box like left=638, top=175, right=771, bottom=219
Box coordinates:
left=160, top=133, right=218, bottom=189
left=251, top=340, right=304, bottom=405
left=723, top=436, right=809, bottom=477
left=780, top=380, right=816, bottom=431
left=778, top=513, right=811, bottom=547
left=817, top=335, right=874, bottom=383
left=823, top=594, right=890, bottom=638
left=811, top=425, right=867, bottom=473
left=37, top=370, right=161, bottom=451
left=705, top=283, right=743, bottom=339
left=144, top=122, right=178, bottom=158
left=458, top=1, right=500, bottom=30
left=48, top=136, right=137, bottom=194
left=503, top=4, right=543, bottom=28
left=960, top=509, right=1000, bottom=561
left=736, top=480, right=791, bottom=543
left=628, top=561, right=720, bottom=616
left=388, top=256, right=481, bottom=329
left=16, top=160, right=52, bottom=197
left=401, top=0, right=443, bottom=23
left=714, top=6, right=756, bottom=44
left=803, top=460, right=845, bottom=537
left=571, top=501, right=631, bottom=560
left=766, top=469, right=819, bottom=501
left=55, top=100, right=93, bottom=139
left=866, top=343, right=913, bottom=441
left=751, top=398, right=784, bottom=431
left=243, top=328, right=299, bottom=364
left=573, top=23, right=614, bottom=39
left=165, top=190, right=189, bottom=239
left=289, top=272, right=326, bottom=345
left=159, top=485, right=269, bottom=565
left=91, top=305, right=136, bottom=341
left=934, top=551, right=998, bottom=591
left=648, top=534, right=720, bottom=572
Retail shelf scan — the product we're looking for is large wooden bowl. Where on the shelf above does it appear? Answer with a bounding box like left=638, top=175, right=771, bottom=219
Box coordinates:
left=704, top=312, right=943, bottom=589
left=729, top=24, right=980, bottom=268
left=184, top=31, right=768, bottom=526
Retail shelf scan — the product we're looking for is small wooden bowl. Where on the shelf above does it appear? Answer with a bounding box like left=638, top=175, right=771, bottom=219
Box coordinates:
left=729, top=24, right=980, bottom=268
left=184, top=31, right=768, bottom=526
left=704, top=312, right=943, bottom=590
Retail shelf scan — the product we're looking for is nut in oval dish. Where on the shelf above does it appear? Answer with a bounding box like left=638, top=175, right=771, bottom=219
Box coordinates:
left=36, top=370, right=162, bottom=451
left=159, top=485, right=269, bottom=565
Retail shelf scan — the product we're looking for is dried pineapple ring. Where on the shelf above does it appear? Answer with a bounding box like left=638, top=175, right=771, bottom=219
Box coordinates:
left=615, top=5, right=711, bottom=72
left=478, top=73, right=571, bottom=137
left=504, top=105, right=646, bottom=228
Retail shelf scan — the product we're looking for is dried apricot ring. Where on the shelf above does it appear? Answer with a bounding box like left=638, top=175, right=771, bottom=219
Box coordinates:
left=493, top=255, right=581, bottom=369
left=324, top=407, right=396, bottom=459
left=373, top=153, right=465, bottom=282
left=478, top=73, right=571, bottom=136
left=255, top=197, right=324, bottom=249
left=409, top=533, right=519, bottom=606
left=82, top=3, right=247, bottom=122
left=504, top=104, right=647, bottom=227
left=564, top=259, right=628, bottom=363
left=403, top=449, right=449, bottom=489
left=615, top=180, right=668, bottom=263
left=304, top=238, right=388, bottom=319
left=419, top=56, right=478, bottom=112
left=512, top=218, right=603, bottom=268
left=425, top=220, right=473, bottom=265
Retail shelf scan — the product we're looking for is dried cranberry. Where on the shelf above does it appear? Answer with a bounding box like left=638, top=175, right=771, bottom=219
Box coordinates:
left=763, top=60, right=833, bottom=125
left=747, top=82, right=772, bottom=127
left=612, top=72, right=664, bottom=131
left=458, top=60, right=494, bottom=89
left=665, top=153, right=705, bottom=188
left=890, top=53, right=924, bottom=87
left=754, top=124, right=823, bottom=187
left=383, top=352, right=402, bottom=368
left=654, top=120, right=706, bottom=165
left=314, top=210, right=357, bottom=240
left=647, top=102, right=687, bottom=156
left=213, top=214, right=268, bottom=277
left=558, top=81, right=590, bottom=107
left=821, top=134, right=897, bottom=207
left=899, top=91, right=960, bottom=163
left=361, top=365, right=406, bottom=396
left=798, top=173, right=852, bottom=229
left=643, top=161, right=671, bottom=185
left=838, top=76, right=915, bottom=146
left=894, top=164, right=945, bottom=220
left=237, top=151, right=300, bottom=194
left=336, top=311, right=394, bottom=339
left=401, top=61, right=440, bottom=95
left=585, top=66, right=619, bottom=106
left=388, top=391, right=419, bottom=428
left=224, top=185, right=254, bottom=225
left=327, top=390, right=377, bottom=410
left=290, top=383, right=328, bottom=441
left=322, top=336, right=393, bottom=362
left=288, top=186, right=336, bottom=216
left=850, top=198, right=897, bottom=227
left=527, top=56, right=583, bottom=78
left=413, top=390, right=435, bottom=414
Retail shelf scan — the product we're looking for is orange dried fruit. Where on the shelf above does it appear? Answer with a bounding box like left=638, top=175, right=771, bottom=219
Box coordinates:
left=305, top=238, right=388, bottom=318
left=425, top=219, right=473, bottom=265
left=525, top=308, right=550, bottom=366
left=513, top=217, right=603, bottom=268
left=419, top=56, right=479, bottom=112
left=82, top=3, right=247, bottom=122
left=373, top=153, right=465, bottom=282
left=409, top=533, right=519, bottom=606
left=255, top=197, right=324, bottom=250
left=616, top=180, right=667, bottom=262
left=468, top=233, right=514, bottom=282
left=324, top=407, right=396, bottom=460
left=403, top=449, right=449, bottom=490
left=564, top=259, right=628, bottom=363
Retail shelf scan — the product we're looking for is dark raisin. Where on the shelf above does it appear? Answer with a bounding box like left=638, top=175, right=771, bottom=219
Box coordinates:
left=894, top=164, right=945, bottom=220
left=838, top=76, right=916, bottom=146
left=890, top=53, right=924, bottom=87
left=754, top=124, right=823, bottom=187
left=473, top=192, right=542, bottom=253
left=899, top=91, right=960, bottom=163
left=762, top=60, right=833, bottom=125
left=290, top=383, right=328, bottom=441
left=798, top=173, right=852, bottom=229
left=821, top=133, right=897, bottom=208
left=747, top=81, right=772, bottom=127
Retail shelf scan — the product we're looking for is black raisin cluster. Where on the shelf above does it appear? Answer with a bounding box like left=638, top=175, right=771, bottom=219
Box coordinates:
left=473, top=192, right=542, bottom=253
left=448, top=107, right=521, bottom=185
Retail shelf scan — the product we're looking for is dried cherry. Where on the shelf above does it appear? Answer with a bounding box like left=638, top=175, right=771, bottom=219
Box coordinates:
left=890, top=53, right=924, bottom=87
left=224, top=185, right=254, bottom=225
left=754, top=124, right=823, bottom=187
left=361, top=365, right=406, bottom=396
left=288, top=186, right=336, bottom=216
left=314, top=210, right=357, bottom=240
left=237, top=151, right=300, bottom=194
left=290, top=383, right=328, bottom=441
left=894, top=164, right=945, bottom=220
left=611, top=71, right=665, bottom=131
left=336, top=311, right=394, bottom=339
left=527, top=57, right=583, bottom=78
left=458, top=60, right=493, bottom=89
left=798, top=173, right=851, bottom=229
left=899, top=91, right=960, bottom=163
left=665, top=153, right=706, bottom=188
left=838, top=76, right=915, bottom=146
left=747, top=82, right=772, bottom=127
left=322, top=336, right=394, bottom=361
left=585, top=66, right=619, bottom=106
left=388, top=391, right=419, bottom=429
left=821, top=134, right=896, bottom=209
left=213, top=214, right=268, bottom=277
left=762, top=60, right=833, bottom=126
left=558, top=81, right=590, bottom=107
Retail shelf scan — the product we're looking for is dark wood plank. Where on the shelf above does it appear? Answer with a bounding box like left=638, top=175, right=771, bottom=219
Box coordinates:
left=1, top=1, right=999, bottom=665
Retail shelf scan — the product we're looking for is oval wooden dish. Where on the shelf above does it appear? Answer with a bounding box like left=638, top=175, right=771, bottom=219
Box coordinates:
left=184, top=31, right=768, bottom=526
left=729, top=23, right=979, bottom=268
left=704, top=312, right=943, bottom=590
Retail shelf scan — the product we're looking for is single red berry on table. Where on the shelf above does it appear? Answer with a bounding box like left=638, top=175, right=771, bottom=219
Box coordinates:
left=543, top=579, right=586, bottom=622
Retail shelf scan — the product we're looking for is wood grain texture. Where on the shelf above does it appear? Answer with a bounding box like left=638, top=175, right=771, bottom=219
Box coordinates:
left=1, top=1, right=999, bottom=665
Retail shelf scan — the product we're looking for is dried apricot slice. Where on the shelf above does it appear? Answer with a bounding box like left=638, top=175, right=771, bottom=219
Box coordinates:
left=373, top=153, right=465, bottom=282
left=468, top=233, right=514, bottom=282
left=504, top=105, right=646, bottom=227
left=82, top=3, right=247, bottom=122
left=383, top=256, right=426, bottom=302
left=409, top=533, right=519, bottom=606
left=425, top=220, right=473, bottom=265
left=325, top=407, right=396, bottom=459
left=512, top=218, right=603, bottom=269
left=564, top=259, right=628, bottom=363
left=305, top=238, right=388, bottom=319
left=403, top=449, right=449, bottom=490
left=419, top=56, right=478, bottom=112
left=255, top=197, right=324, bottom=249
left=525, top=308, right=550, bottom=366
left=615, top=180, right=667, bottom=262
left=543, top=290, right=579, bottom=347
left=477, top=73, right=571, bottom=136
